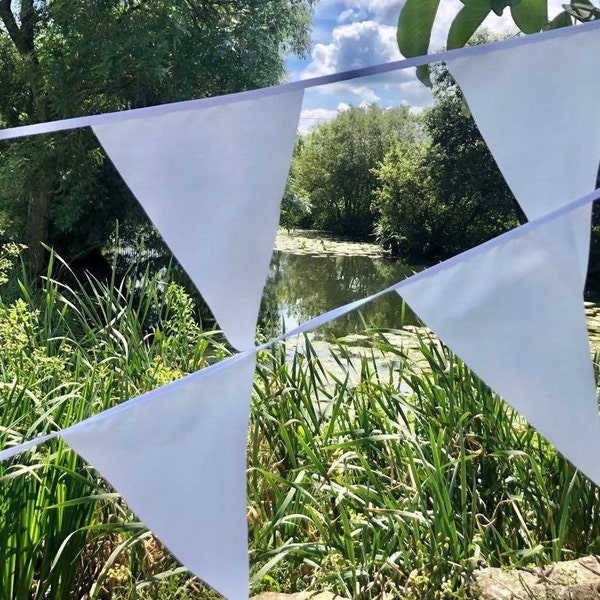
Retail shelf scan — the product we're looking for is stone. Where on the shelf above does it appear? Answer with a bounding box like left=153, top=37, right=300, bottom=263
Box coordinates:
left=251, top=593, right=349, bottom=600
left=471, top=556, right=600, bottom=599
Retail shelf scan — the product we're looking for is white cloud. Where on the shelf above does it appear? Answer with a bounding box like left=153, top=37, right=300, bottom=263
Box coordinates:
left=298, top=103, right=352, bottom=134
left=343, top=0, right=403, bottom=25
left=302, top=20, right=401, bottom=78
left=337, top=8, right=355, bottom=24
left=299, top=16, right=433, bottom=109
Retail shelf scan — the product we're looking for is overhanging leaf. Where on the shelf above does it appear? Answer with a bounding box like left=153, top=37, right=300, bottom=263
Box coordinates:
left=490, top=0, right=521, bottom=16
left=416, top=64, right=432, bottom=87
left=564, top=0, right=600, bottom=22
left=397, top=0, right=441, bottom=59
left=545, top=10, right=572, bottom=28
left=510, top=0, right=548, bottom=32
left=447, top=4, right=492, bottom=49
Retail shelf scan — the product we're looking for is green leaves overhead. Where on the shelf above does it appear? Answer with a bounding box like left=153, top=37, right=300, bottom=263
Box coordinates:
left=490, top=0, right=521, bottom=16
left=565, top=1, right=600, bottom=22
left=510, top=0, right=548, bottom=33
left=397, top=0, right=600, bottom=63
left=447, top=4, right=492, bottom=49
left=397, top=0, right=441, bottom=58
left=546, top=10, right=573, bottom=29
left=397, top=0, right=441, bottom=85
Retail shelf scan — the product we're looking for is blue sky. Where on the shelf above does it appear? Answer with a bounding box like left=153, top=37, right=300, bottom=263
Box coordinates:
left=288, top=0, right=565, bottom=132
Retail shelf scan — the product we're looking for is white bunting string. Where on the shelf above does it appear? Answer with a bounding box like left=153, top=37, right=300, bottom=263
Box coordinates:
left=3, top=184, right=600, bottom=466
left=0, top=19, right=598, bottom=141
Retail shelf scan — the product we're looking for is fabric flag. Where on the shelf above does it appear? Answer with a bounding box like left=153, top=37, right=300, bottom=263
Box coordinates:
left=398, top=209, right=600, bottom=485
left=62, top=353, right=257, bottom=600
left=446, top=26, right=600, bottom=285
left=93, top=90, right=304, bottom=351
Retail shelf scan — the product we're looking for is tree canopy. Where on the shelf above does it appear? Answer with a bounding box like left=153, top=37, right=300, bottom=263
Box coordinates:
left=372, top=62, right=523, bottom=261
left=295, top=104, right=424, bottom=238
left=0, top=0, right=316, bottom=268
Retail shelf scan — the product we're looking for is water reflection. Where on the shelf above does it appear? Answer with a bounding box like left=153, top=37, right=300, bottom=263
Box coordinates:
left=260, top=251, right=421, bottom=339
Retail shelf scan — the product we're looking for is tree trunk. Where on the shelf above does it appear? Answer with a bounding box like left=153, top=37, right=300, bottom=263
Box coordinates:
left=24, top=187, right=49, bottom=272
left=1, top=0, right=51, bottom=270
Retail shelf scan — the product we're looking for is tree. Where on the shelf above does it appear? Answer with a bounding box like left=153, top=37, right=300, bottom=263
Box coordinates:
left=0, top=0, right=316, bottom=269
left=371, top=141, right=437, bottom=259
left=396, top=0, right=598, bottom=86
left=280, top=138, right=312, bottom=231
left=372, top=62, right=524, bottom=262
left=295, top=104, right=424, bottom=238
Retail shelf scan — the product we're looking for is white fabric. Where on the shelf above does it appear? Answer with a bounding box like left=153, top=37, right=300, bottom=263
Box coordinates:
left=62, top=354, right=257, bottom=600
left=398, top=210, right=600, bottom=485
left=446, top=27, right=600, bottom=285
left=93, top=90, right=304, bottom=351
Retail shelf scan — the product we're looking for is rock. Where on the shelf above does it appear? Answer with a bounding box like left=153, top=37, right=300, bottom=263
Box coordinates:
left=251, top=593, right=349, bottom=600
left=472, top=556, right=600, bottom=599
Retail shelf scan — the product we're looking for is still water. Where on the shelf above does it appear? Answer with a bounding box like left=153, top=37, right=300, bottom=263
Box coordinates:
left=260, top=250, right=420, bottom=339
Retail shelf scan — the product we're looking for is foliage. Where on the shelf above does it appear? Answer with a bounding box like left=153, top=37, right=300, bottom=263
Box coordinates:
left=280, top=139, right=312, bottom=231
left=294, top=105, right=424, bottom=238
left=2, top=251, right=600, bottom=598
left=0, top=249, right=229, bottom=599
left=396, top=0, right=599, bottom=84
left=248, top=333, right=600, bottom=599
left=0, top=0, right=316, bottom=268
left=371, top=61, right=523, bottom=262
left=371, top=141, right=439, bottom=259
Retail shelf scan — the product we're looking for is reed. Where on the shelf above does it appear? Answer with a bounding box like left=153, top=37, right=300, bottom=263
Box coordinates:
left=0, top=248, right=599, bottom=599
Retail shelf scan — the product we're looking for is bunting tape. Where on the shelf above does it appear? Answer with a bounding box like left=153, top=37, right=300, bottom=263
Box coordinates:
left=1, top=20, right=600, bottom=141
left=3, top=183, right=600, bottom=464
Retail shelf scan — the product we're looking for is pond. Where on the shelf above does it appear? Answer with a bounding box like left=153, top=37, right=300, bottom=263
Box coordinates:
left=260, top=232, right=422, bottom=340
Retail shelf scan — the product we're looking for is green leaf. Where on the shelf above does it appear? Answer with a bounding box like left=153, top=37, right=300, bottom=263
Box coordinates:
left=510, top=0, right=548, bottom=32
left=564, top=1, right=600, bottom=22
left=545, top=10, right=572, bottom=29
left=490, top=0, right=520, bottom=16
left=460, top=96, right=472, bottom=118
left=447, top=4, right=492, bottom=49
left=416, top=64, right=432, bottom=87
left=458, top=0, right=490, bottom=6
left=397, top=0, right=441, bottom=59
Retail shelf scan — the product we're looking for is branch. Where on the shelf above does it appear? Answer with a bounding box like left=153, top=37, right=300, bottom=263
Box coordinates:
left=19, top=0, right=36, bottom=52
left=0, top=0, right=31, bottom=55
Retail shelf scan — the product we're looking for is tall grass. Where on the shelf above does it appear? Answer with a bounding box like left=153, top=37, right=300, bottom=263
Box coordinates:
left=0, top=246, right=599, bottom=599
left=248, top=334, right=600, bottom=599
left=0, top=249, right=229, bottom=599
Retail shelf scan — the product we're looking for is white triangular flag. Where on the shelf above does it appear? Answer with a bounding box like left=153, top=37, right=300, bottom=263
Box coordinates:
left=62, top=354, right=257, bottom=600
left=93, top=90, right=304, bottom=350
left=398, top=211, right=600, bottom=484
left=447, top=27, right=600, bottom=284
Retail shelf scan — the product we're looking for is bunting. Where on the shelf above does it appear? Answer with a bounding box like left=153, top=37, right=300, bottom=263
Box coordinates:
left=62, top=354, right=257, bottom=600
left=398, top=208, right=600, bottom=485
left=1, top=20, right=600, bottom=600
left=446, top=25, right=600, bottom=284
left=93, top=90, right=304, bottom=351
